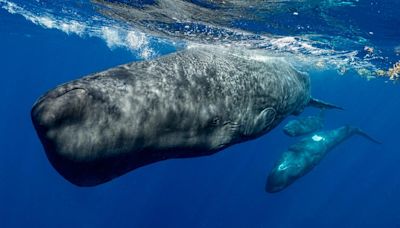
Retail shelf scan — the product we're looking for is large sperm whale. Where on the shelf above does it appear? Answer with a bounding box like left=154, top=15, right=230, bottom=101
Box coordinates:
left=266, top=125, right=381, bottom=193
left=31, top=46, right=340, bottom=186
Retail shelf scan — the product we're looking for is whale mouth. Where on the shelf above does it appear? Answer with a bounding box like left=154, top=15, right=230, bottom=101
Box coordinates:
left=31, top=87, right=88, bottom=133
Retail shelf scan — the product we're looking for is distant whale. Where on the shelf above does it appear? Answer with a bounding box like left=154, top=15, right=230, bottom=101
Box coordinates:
left=283, top=110, right=327, bottom=137
left=31, top=46, right=340, bottom=187
left=266, top=125, right=381, bottom=193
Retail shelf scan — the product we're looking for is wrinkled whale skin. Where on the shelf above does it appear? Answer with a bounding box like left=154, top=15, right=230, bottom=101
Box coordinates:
left=31, top=47, right=310, bottom=186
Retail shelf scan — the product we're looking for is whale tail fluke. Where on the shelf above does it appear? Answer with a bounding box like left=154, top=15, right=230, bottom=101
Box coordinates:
left=353, top=127, right=382, bottom=144
left=309, top=98, right=344, bottom=110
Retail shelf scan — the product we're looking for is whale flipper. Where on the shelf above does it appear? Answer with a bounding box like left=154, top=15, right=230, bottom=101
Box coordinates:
left=353, top=127, right=382, bottom=144
left=308, top=98, right=344, bottom=110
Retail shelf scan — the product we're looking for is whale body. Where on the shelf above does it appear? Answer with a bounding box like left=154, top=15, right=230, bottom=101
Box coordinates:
left=283, top=110, right=325, bottom=137
left=266, top=125, right=380, bottom=193
left=31, top=47, right=337, bottom=186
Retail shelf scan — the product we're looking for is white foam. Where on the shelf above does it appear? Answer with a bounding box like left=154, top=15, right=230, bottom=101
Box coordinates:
left=0, top=0, right=154, bottom=59
left=60, top=21, right=86, bottom=36
left=126, top=31, right=147, bottom=50
left=100, top=27, right=123, bottom=48
left=0, top=0, right=379, bottom=74
left=99, top=27, right=154, bottom=58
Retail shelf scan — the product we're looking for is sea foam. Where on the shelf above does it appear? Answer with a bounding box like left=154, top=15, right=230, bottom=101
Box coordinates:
left=0, top=0, right=156, bottom=59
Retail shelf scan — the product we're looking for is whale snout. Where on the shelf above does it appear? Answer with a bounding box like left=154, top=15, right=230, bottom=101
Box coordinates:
left=31, top=86, right=106, bottom=186
left=282, top=126, right=296, bottom=137
left=31, top=87, right=88, bottom=132
left=265, top=171, right=288, bottom=193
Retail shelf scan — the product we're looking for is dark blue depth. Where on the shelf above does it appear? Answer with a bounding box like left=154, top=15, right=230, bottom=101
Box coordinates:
left=1, top=1, right=400, bottom=228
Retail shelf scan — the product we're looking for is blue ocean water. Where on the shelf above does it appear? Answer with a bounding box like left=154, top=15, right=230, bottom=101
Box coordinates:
left=1, top=0, right=400, bottom=227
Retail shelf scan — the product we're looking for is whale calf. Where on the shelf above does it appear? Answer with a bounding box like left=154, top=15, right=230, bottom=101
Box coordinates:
left=266, top=125, right=381, bottom=193
left=283, top=110, right=326, bottom=137
left=31, top=47, right=339, bottom=186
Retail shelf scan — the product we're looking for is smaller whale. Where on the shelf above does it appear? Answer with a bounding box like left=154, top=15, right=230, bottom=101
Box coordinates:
left=266, top=125, right=381, bottom=193
left=283, top=110, right=325, bottom=137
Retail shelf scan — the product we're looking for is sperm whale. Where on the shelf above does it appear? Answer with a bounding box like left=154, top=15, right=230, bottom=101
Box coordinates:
left=266, top=125, right=381, bottom=193
left=31, top=46, right=340, bottom=186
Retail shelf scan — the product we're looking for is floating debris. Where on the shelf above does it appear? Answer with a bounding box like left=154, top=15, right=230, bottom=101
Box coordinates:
left=388, top=61, right=400, bottom=80
left=357, top=68, right=371, bottom=77
left=375, top=69, right=386, bottom=77
left=374, top=61, right=400, bottom=80
left=364, top=46, right=374, bottom=54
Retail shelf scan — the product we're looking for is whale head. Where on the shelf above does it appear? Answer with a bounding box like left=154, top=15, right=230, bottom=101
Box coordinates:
left=282, top=121, right=299, bottom=137
left=265, top=151, right=305, bottom=193
left=31, top=76, right=137, bottom=186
